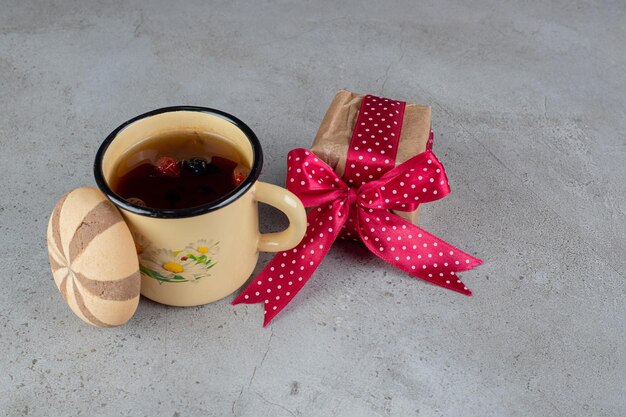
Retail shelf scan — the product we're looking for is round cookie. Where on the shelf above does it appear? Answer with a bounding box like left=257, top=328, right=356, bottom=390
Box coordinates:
left=47, top=187, right=140, bottom=327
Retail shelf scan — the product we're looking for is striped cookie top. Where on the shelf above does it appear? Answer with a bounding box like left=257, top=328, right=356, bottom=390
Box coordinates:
left=47, top=187, right=140, bottom=327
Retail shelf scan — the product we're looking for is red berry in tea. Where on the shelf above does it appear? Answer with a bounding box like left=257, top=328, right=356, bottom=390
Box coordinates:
left=156, top=156, right=180, bottom=177
left=232, top=164, right=249, bottom=186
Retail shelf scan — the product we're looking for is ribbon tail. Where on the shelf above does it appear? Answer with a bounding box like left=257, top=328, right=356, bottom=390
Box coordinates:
left=232, top=199, right=349, bottom=326
left=357, top=208, right=482, bottom=295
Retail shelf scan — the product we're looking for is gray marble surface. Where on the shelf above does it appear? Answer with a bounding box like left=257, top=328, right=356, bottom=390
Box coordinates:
left=1, top=1, right=624, bottom=416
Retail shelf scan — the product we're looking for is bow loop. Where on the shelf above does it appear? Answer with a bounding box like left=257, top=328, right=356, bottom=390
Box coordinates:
left=286, top=148, right=347, bottom=207
left=358, top=151, right=451, bottom=211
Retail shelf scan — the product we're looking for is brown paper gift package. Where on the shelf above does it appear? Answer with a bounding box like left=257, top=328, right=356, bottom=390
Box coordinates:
left=310, top=89, right=432, bottom=225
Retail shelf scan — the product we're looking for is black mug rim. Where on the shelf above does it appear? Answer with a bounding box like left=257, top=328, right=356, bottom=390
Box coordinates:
left=94, top=106, right=263, bottom=219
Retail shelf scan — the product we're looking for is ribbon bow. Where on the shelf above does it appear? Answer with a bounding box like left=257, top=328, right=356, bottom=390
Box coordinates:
left=233, top=148, right=482, bottom=325
left=234, top=94, right=481, bottom=326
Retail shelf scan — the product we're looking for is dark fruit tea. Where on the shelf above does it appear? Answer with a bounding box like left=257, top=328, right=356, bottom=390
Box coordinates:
left=110, top=132, right=250, bottom=210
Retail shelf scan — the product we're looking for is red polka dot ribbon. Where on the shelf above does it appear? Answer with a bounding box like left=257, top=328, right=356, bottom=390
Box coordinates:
left=233, top=94, right=483, bottom=326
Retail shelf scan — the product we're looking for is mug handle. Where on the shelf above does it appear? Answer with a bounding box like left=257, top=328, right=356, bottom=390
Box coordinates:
left=255, top=181, right=307, bottom=252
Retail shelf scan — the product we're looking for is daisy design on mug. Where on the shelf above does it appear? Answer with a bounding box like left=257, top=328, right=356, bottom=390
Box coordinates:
left=139, top=241, right=218, bottom=284
left=182, top=239, right=219, bottom=259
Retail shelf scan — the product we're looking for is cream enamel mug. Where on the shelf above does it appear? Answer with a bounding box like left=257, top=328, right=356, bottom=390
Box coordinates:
left=94, top=106, right=307, bottom=306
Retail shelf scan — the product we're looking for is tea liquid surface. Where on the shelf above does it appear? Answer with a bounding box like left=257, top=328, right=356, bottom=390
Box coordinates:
left=110, top=132, right=250, bottom=210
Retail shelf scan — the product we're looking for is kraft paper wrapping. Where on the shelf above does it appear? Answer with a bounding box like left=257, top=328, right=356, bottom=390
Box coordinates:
left=311, top=89, right=432, bottom=224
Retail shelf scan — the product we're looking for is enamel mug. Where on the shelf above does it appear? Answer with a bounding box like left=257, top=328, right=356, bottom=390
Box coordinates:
left=94, top=106, right=307, bottom=306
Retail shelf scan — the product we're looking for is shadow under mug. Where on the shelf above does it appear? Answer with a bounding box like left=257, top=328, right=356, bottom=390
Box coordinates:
left=94, top=106, right=307, bottom=306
